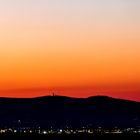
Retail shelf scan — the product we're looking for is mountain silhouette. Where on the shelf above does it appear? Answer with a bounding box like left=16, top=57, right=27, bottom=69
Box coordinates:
left=0, top=95, right=140, bottom=128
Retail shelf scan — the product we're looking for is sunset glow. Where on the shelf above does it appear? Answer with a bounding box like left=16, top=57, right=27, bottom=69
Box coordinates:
left=0, top=0, right=140, bottom=101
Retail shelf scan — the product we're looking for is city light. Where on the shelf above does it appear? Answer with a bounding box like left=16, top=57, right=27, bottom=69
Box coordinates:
left=43, top=131, right=47, bottom=135
left=0, top=126, right=139, bottom=135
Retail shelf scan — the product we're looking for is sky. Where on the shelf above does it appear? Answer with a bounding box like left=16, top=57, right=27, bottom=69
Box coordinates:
left=0, top=0, right=140, bottom=101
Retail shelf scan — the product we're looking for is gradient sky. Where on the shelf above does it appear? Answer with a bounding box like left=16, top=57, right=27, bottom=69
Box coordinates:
left=0, top=0, right=140, bottom=101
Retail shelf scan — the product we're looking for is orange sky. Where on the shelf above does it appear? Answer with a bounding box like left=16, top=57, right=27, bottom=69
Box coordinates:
left=0, top=0, right=140, bottom=101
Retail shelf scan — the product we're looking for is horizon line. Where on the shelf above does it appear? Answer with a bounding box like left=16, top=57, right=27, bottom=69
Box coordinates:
left=0, top=94, right=139, bottom=103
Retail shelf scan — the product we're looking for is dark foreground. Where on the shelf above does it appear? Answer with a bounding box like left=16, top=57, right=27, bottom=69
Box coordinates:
left=0, top=134, right=140, bottom=140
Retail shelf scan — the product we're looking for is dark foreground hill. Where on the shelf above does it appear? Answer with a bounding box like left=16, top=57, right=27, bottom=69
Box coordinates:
left=0, top=95, right=140, bottom=128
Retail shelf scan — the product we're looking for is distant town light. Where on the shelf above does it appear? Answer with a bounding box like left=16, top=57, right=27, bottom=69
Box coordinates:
left=43, top=131, right=47, bottom=135
left=18, top=120, right=21, bottom=123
